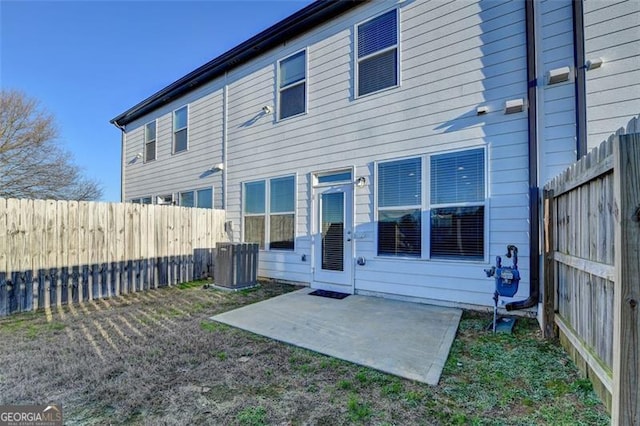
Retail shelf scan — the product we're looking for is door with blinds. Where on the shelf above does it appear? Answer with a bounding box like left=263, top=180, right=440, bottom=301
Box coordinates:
left=313, top=184, right=354, bottom=292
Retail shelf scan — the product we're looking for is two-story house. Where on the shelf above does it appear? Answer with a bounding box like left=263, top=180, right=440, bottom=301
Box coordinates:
left=111, top=0, right=640, bottom=314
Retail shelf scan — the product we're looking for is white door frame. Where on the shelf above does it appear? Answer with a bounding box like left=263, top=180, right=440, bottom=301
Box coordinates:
left=311, top=182, right=354, bottom=293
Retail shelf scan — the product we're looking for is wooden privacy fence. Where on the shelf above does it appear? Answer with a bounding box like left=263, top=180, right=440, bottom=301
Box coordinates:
left=543, top=134, right=639, bottom=425
left=0, top=199, right=227, bottom=317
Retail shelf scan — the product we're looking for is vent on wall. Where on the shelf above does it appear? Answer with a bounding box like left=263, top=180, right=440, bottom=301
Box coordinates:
left=547, top=66, right=571, bottom=85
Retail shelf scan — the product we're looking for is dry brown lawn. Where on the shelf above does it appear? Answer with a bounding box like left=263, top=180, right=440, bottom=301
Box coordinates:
left=0, top=281, right=608, bottom=425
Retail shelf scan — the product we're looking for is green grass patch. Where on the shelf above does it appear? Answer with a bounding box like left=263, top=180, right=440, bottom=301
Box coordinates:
left=347, top=395, right=372, bottom=423
left=199, top=320, right=229, bottom=333
left=176, top=280, right=207, bottom=290
left=1, top=317, right=66, bottom=339
left=337, top=380, right=353, bottom=391
left=236, top=406, right=266, bottom=426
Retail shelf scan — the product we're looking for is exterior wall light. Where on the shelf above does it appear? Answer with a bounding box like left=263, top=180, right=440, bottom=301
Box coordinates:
left=211, top=163, right=224, bottom=171
left=262, top=105, right=273, bottom=114
left=135, top=153, right=143, bottom=159
left=355, top=176, right=367, bottom=188
left=476, top=106, right=489, bottom=115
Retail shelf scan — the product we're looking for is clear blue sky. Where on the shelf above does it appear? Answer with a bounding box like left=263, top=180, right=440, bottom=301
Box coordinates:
left=1, top=0, right=314, bottom=202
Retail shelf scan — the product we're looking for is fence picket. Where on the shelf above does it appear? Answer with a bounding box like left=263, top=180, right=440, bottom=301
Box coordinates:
left=0, top=200, right=225, bottom=316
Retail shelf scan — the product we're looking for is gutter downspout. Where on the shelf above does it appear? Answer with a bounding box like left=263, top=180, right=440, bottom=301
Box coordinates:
left=573, top=0, right=587, bottom=159
left=222, top=73, right=228, bottom=210
left=113, top=121, right=127, bottom=202
left=506, top=0, right=540, bottom=312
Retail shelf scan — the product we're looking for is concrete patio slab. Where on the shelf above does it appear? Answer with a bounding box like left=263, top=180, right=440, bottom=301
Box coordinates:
left=211, top=288, right=462, bottom=385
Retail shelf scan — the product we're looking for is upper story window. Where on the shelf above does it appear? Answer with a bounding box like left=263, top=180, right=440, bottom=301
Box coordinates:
left=356, top=9, right=399, bottom=97
left=173, top=105, right=188, bottom=153
left=243, top=176, right=295, bottom=250
left=278, top=50, right=306, bottom=120
left=144, top=121, right=156, bottom=162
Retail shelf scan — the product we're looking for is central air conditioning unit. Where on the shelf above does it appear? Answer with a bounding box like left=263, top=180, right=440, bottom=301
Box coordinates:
left=214, top=243, right=259, bottom=289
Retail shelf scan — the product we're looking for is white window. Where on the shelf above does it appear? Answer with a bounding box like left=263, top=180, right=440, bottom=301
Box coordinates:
left=157, top=194, right=174, bottom=205
left=356, top=9, right=399, bottom=97
left=196, top=188, right=213, bottom=209
left=278, top=50, right=306, bottom=120
left=376, top=148, right=486, bottom=261
left=144, top=121, right=156, bottom=162
left=173, top=106, right=188, bottom=153
left=179, top=191, right=194, bottom=207
left=430, top=148, right=485, bottom=260
left=243, top=176, right=295, bottom=250
left=179, top=188, right=213, bottom=208
left=377, top=157, right=422, bottom=257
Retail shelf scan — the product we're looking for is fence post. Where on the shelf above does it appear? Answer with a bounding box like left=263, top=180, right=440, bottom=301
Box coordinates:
left=543, top=189, right=557, bottom=338
left=612, top=134, right=640, bottom=425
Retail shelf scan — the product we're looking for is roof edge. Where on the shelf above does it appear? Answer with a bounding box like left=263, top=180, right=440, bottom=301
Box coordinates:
left=111, top=0, right=367, bottom=127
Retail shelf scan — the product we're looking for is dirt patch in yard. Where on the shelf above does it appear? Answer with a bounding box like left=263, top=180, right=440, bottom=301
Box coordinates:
left=0, top=281, right=608, bottom=425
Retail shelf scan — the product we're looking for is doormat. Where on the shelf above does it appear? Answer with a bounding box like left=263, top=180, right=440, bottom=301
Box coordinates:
left=309, top=289, right=350, bottom=300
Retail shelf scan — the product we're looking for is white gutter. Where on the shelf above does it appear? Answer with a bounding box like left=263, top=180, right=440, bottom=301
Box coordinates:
left=222, top=73, right=229, bottom=210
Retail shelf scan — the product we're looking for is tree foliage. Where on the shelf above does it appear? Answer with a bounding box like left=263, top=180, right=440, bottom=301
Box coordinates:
left=0, top=89, right=102, bottom=201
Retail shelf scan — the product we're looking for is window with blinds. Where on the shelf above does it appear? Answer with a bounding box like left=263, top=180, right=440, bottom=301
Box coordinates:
left=377, top=157, right=421, bottom=257
left=376, top=148, right=486, bottom=261
left=279, top=50, right=306, bottom=120
left=243, top=176, right=295, bottom=251
left=430, top=148, right=485, bottom=260
left=357, top=9, right=399, bottom=97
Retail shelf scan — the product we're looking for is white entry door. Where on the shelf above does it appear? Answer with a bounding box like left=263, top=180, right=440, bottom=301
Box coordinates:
left=313, top=183, right=353, bottom=293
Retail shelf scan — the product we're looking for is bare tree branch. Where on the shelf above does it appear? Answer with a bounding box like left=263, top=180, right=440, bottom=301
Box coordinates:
left=0, top=89, right=103, bottom=201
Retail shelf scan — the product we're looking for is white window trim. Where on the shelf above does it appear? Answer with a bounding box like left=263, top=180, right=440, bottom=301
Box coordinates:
left=312, top=167, right=354, bottom=187
left=144, top=119, right=157, bottom=163
left=242, top=175, right=297, bottom=251
left=374, top=146, right=488, bottom=263
left=354, top=8, right=401, bottom=99
left=195, top=186, right=214, bottom=208
left=172, top=104, right=189, bottom=154
left=277, top=48, right=308, bottom=121
left=374, top=154, right=423, bottom=260
left=177, top=186, right=214, bottom=208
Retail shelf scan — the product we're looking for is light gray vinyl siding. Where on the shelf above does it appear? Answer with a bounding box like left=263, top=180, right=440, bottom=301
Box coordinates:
left=122, top=0, right=533, bottom=308
left=537, top=0, right=577, bottom=184
left=220, top=0, right=531, bottom=307
left=124, top=87, right=225, bottom=207
left=583, top=0, right=640, bottom=147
